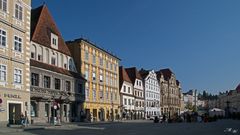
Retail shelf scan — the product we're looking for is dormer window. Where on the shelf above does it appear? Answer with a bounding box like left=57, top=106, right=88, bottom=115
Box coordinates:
left=51, top=33, right=58, bottom=49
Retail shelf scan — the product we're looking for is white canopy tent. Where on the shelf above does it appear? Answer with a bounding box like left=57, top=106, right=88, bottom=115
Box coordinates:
left=209, top=108, right=225, bottom=117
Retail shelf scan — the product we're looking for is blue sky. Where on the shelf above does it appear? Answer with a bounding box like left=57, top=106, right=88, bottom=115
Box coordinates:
left=32, top=0, right=240, bottom=94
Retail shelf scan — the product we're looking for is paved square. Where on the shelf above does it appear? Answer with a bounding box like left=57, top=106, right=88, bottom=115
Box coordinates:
left=0, top=120, right=239, bottom=135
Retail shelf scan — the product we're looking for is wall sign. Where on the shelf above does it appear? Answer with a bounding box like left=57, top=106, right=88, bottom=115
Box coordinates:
left=4, top=94, right=21, bottom=99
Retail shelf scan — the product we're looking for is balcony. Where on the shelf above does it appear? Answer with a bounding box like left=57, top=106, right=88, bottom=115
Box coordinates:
left=30, top=86, right=85, bottom=102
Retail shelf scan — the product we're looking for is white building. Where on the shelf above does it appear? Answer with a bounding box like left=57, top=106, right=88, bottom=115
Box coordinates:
left=183, top=89, right=198, bottom=110
left=140, top=69, right=161, bottom=118
left=119, top=66, right=135, bottom=119
left=126, top=67, right=145, bottom=119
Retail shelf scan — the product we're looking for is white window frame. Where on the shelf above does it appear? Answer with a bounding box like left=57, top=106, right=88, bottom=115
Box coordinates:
left=14, top=3, right=23, bottom=21
left=14, top=68, right=22, bottom=84
left=0, top=64, right=6, bottom=81
left=14, top=35, right=22, bottom=52
left=0, top=0, right=7, bottom=12
left=51, top=33, right=58, bottom=49
left=0, top=28, right=7, bottom=47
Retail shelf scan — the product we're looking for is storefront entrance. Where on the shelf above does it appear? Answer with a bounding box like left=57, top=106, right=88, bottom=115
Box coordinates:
left=8, top=103, right=21, bottom=124
left=98, top=108, right=105, bottom=121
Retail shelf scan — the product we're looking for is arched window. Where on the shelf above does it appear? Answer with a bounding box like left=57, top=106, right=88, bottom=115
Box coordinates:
left=38, top=46, right=43, bottom=61
left=60, top=54, right=63, bottom=68
left=30, top=44, right=36, bottom=59
left=69, top=58, right=73, bottom=71
left=45, top=49, right=49, bottom=63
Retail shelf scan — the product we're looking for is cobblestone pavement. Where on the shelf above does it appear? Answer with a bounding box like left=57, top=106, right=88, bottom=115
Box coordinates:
left=0, top=119, right=239, bottom=135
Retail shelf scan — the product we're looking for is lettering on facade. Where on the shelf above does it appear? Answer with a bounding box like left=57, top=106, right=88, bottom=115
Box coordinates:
left=4, top=94, right=21, bottom=99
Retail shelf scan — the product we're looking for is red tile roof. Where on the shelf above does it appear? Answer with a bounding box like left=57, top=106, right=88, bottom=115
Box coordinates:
left=30, top=60, right=85, bottom=80
left=31, top=5, right=71, bottom=56
left=139, top=69, right=149, bottom=79
left=119, top=66, right=132, bottom=88
left=236, top=83, right=240, bottom=93
left=125, top=67, right=142, bottom=85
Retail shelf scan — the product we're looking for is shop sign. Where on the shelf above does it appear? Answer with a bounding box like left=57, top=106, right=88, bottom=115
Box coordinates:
left=4, top=94, right=21, bottom=99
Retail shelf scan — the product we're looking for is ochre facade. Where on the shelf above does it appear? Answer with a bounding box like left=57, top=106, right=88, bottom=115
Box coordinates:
left=67, top=39, right=120, bottom=122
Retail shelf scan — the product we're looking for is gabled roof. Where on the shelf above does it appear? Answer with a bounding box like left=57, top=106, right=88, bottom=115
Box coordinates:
left=156, top=68, right=173, bottom=81
left=125, top=67, right=142, bottom=85
left=119, top=66, right=132, bottom=88
left=236, top=83, right=240, bottom=93
left=139, top=68, right=149, bottom=79
left=30, top=60, right=85, bottom=80
left=31, top=5, right=71, bottom=56
left=155, top=71, right=163, bottom=81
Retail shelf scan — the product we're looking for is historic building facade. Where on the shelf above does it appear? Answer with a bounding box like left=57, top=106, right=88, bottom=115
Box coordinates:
left=30, top=5, right=85, bottom=124
left=125, top=67, right=145, bottom=119
left=67, top=39, right=120, bottom=122
left=119, top=66, right=135, bottom=120
left=0, top=0, right=31, bottom=125
left=156, top=68, right=181, bottom=118
left=139, top=69, right=161, bottom=119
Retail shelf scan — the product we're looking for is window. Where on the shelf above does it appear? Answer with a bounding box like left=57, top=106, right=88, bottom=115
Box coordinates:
left=55, top=78, right=61, bottom=90
left=0, top=0, right=7, bottom=12
left=84, top=70, right=89, bottom=80
left=14, top=36, right=22, bottom=52
left=110, top=91, right=113, bottom=101
left=44, top=76, right=51, bottom=88
left=85, top=51, right=89, bottom=61
left=65, top=81, right=71, bottom=91
left=115, top=92, right=117, bottom=100
left=93, top=89, right=96, bottom=101
left=51, top=33, right=58, bottom=48
left=99, top=90, right=103, bottom=100
left=106, top=88, right=109, bottom=101
left=124, top=99, right=127, bottom=105
left=100, top=74, right=103, bottom=82
left=114, top=64, right=117, bottom=72
left=106, top=61, right=109, bottom=69
left=85, top=88, right=89, bottom=100
left=0, top=65, right=6, bottom=81
left=99, top=58, right=103, bottom=66
left=92, top=55, right=96, bottom=64
left=123, top=86, right=126, bottom=92
left=52, top=38, right=57, bottom=46
left=31, top=73, right=39, bottom=86
left=0, top=29, right=6, bottom=47
left=92, top=72, right=96, bottom=81
left=51, top=57, right=56, bottom=65
left=15, top=4, right=23, bottom=20
left=30, top=101, right=37, bottom=117
left=128, top=99, right=131, bottom=105
left=14, top=69, right=22, bottom=84
left=128, top=87, right=130, bottom=93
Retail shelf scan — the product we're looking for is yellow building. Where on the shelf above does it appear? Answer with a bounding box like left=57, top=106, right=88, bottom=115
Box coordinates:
left=67, top=39, right=120, bottom=122
left=0, top=0, right=31, bottom=125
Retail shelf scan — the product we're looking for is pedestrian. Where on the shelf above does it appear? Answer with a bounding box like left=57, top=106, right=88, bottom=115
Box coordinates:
left=162, top=114, right=166, bottom=123
left=20, top=113, right=25, bottom=127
